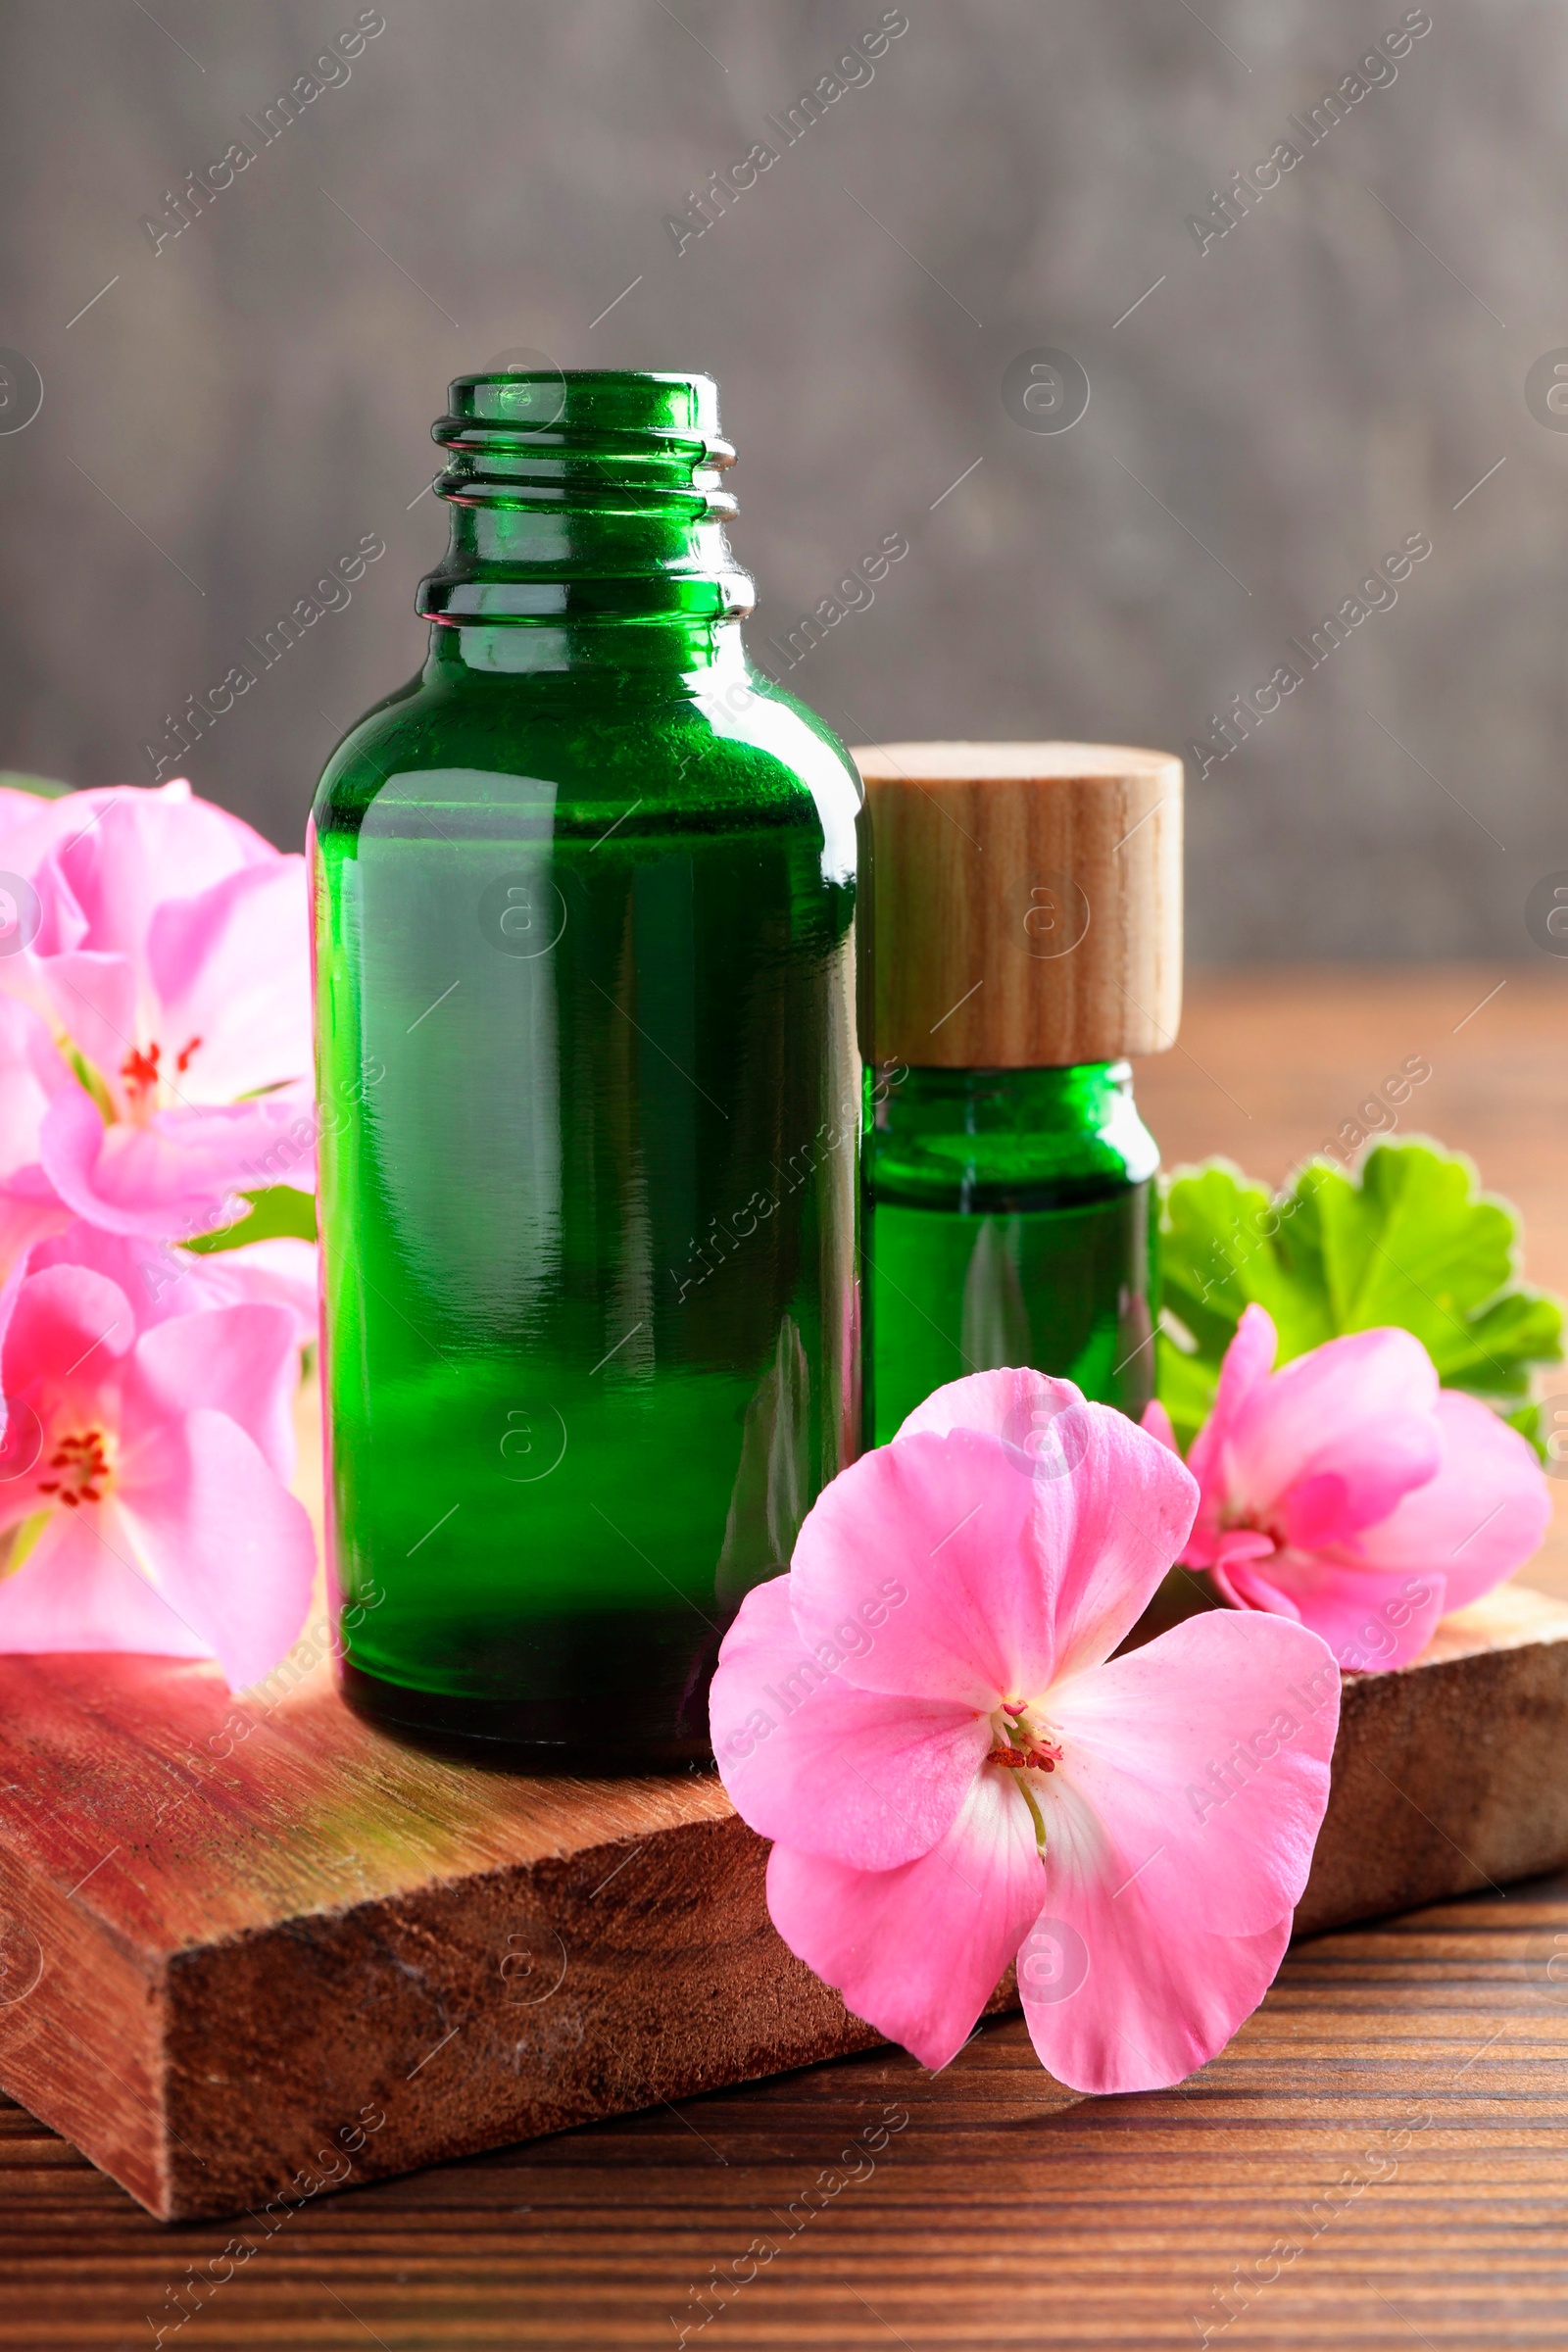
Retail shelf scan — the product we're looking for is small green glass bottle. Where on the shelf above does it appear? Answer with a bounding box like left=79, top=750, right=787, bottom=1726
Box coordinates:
left=865, top=1061, right=1160, bottom=1440
left=311, top=372, right=862, bottom=1769
left=855, top=742, right=1182, bottom=1445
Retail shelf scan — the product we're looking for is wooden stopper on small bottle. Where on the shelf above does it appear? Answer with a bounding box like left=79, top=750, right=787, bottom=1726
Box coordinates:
left=854, top=742, right=1182, bottom=1068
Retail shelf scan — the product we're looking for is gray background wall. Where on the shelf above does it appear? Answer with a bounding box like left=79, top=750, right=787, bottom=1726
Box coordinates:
left=0, top=0, right=1560, bottom=961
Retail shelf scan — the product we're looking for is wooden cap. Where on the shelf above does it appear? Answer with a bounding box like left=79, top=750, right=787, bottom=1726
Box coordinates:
left=855, top=742, right=1182, bottom=1067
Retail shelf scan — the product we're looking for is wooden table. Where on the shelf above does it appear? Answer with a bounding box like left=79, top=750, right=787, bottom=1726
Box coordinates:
left=5, top=962, right=1568, bottom=2351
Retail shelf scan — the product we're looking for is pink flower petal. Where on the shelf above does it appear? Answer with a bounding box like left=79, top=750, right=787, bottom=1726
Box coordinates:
left=1222, top=1326, right=1439, bottom=1521
left=1019, top=1611, right=1340, bottom=2094
left=37, top=1084, right=310, bottom=1239
left=148, top=859, right=311, bottom=1102
left=1021, top=1906, right=1293, bottom=2096
left=0, top=999, right=59, bottom=1182
left=710, top=1575, right=988, bottom=1870
left=36, top=784, right=272, bottom=960
left=0, top=1174, right=71, bottom=1277
left=114, top=1405, right=315, bottom=1690
left=124, top=1302, right=302, bottom=1482
left=765, top=1768, right=1046, bottom=2072
left=1277, top=1406, right=1442, bottom=1548
left=788, top=1430, right=1034, bottom=1709
left=30, top=952, right=138, bottom=1108
left=28, top=1221, right=317, bottom=1348
left=895, top=1365, right=1085, bottom=1446
left=1215, top=1553, right=1301, bottom=1618
left=1206, top=1530, right=1287, bottom=1611
left=0, top=1246, right=35, bottom=1477
left=1187, top=1301, right=1277, bottom=1494
left=789, top=1409, right=1196, bottom=1709
left=1141, top=1397, right=1178, bottom=1452
left=2, top=1262, right=133, bottom=1392
left=1047, top=1611, right=1341, bottom=1938
left=0, top=785, right=70, bottom=853
left=1227, top=1550, right=1447, bottom=1672
left=0, top=1505, right=212, bottom=1660
left=1350, top=1389, right=1550, bottom=1613
left=181, top=1236, right=319, bottom=1347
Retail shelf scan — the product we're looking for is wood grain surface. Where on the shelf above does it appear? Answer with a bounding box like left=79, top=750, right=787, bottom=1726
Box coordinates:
left=0, top=1642, right=884, bottom=2223
left=3, top=1576, right=1565, bottom=2229
left=855, top=743, right=1182, bottom=1067
left=4, top=962, right=1568, bottom=2348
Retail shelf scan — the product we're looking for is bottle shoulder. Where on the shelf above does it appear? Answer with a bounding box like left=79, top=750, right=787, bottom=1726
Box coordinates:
left=868, top=1064, right=1160, bottom=1210
left=312, top=658, right=861, bottom=861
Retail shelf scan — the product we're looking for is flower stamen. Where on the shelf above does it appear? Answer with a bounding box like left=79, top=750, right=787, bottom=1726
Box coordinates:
left=36, top=1429, right=112, bottom=1511
left=118, top=1036, right=200, bottom=1116
left=121, top=1042, right=162, bottom=1098
left=989, top=1697, right=1062, bottom=1773
left=992, top=1741, right=1061, bottom=1772
left=987, top=1700, right=1062, bottom=1861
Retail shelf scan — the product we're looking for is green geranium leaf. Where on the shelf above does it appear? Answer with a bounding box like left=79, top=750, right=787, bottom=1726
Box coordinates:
left=1508, top=1401, right=1544, bottom=1452
left=0, top=770, right=73, bottom=799
left=1157, top=1140, right=1564, bottom=1452
left=185, top=1185, right=317, bottom=1254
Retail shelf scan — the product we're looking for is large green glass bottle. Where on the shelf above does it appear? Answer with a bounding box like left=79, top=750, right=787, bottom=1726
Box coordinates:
left=311, top=372, right=862, bottom=1769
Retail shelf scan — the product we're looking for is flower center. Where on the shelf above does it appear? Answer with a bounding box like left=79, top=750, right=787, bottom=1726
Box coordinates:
left=987, top=1700, right=1060, bottom=1860
left=1214, top=1498, right=1288, bottom=1556
left=36, top=1428, right=113, bottom=1510
left=119, top=1035, right=202, bottom=1121
left=988, top=1698, right=1062, bottom=1773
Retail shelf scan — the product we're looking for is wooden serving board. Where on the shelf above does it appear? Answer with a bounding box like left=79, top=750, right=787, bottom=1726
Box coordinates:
left=0, top=1583, right=1566, bottom=2222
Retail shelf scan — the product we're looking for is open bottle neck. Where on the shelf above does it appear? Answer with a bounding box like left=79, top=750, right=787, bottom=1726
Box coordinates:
left=416, top=370, right=755, bottom=674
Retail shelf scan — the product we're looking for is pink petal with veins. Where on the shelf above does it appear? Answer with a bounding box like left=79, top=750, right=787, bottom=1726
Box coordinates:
left=789, top=1402, right=1196, bottom=1710
left=765, top=1769, right=1045, bottom=2072
left=711, top=1574, right=988, bottom=1872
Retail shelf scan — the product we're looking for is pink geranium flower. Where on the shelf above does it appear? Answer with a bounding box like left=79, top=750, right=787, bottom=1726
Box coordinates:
left=0, top=780, right=313, bottom=1245
left=710, top=1369, right=1341, bottom=2094
left=0, top=1232, right=316, bottom=1689
left=1146, top=1304, right=1550, bottom=1672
